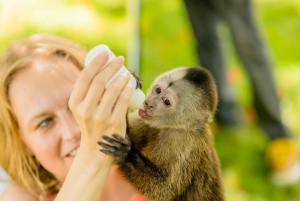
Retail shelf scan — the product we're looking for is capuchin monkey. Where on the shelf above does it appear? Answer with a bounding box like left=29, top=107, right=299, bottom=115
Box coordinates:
left=99, top=67, right=225, bottom=201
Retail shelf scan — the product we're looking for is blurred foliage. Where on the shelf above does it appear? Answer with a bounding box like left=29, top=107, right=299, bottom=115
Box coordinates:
left=0, top=0, right=300, bottom=200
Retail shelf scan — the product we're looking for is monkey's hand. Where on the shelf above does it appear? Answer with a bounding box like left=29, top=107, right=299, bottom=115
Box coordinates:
left=98, top=133, right=131, bottom=164
left=131, top=73, right=142, bottom=90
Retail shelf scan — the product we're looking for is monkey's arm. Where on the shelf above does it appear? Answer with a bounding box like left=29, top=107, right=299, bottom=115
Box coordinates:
left=99, top=134, right=166, bottom=176
left=99, top=134, right=188, bottom=201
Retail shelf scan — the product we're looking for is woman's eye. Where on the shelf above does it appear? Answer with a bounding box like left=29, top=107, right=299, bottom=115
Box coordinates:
left=156, top=85, right=162, bottom=94
left=163, top=97, right=171, bottom=106
left=38, top=118, right=53, bottom=128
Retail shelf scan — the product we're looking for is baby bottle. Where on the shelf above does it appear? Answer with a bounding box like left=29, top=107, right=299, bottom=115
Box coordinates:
left=84, top=44, right=145, bottom=110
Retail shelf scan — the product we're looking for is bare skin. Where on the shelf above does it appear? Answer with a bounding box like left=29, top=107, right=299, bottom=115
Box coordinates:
left=1, top=52, right=137, bottom=201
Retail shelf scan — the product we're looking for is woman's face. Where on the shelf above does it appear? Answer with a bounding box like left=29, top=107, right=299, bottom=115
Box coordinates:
left=9, top=57, right=81, bottom=182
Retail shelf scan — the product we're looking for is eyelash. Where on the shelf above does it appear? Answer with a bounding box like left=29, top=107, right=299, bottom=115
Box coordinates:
left=38, top=118, right=53, bottom=129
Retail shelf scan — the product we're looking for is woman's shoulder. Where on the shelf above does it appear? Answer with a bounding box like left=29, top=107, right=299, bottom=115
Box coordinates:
left=0, top=184, right=38, bottom=201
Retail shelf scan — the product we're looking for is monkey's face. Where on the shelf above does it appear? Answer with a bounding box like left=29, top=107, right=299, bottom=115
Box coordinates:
left=139, top=80, right=178, bottom=119
left=139, top=79, right=201, bottom=129
left=138, top=67, right=217, bottom=130
left=138, top=68, right=193, bottom=128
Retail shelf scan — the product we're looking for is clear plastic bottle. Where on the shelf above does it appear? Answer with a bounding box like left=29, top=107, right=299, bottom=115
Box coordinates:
left=84, top=44, right=145, bottom=110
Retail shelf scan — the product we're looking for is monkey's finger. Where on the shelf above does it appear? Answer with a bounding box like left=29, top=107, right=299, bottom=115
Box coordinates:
left=102, top=135, right=122, bottom=148
left=97, top=141, right=117, bottom=152
left=100, top=149, right=127, bottom=164
left=99, top=137, right=126, bottom=151
left=69, top=52, right=109, bottom=106
left=103, top=135, right=130, bottom=148
left=100, top=149, right=116, bottom=157
left=112, top=133, right=131, bottom=146
left=99, top=147, right=126, bottom=157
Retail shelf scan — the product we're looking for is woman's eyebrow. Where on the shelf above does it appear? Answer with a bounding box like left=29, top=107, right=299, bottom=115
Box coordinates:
left=27, top=112, right=48, bottom=126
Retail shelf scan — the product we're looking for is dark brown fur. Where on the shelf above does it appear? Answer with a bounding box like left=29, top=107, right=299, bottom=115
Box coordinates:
left=100, top=67, right=224, bottom=201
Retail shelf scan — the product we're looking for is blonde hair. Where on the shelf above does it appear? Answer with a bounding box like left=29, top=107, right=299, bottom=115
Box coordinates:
left=0, top=33, right=86, bottom=198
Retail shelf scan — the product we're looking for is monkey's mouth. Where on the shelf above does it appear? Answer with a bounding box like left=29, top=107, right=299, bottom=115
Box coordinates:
left=138, top=109, right=150, bottom=118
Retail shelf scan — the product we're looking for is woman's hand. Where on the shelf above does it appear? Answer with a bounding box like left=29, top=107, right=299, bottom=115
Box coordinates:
left=69, top=51, right=133, bottom=155
left=56, top=52, right=133, bottom=201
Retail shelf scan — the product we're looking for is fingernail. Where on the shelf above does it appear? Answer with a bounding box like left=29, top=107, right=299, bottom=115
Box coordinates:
left=115, top=56, right=124, bottom=63
left=121, top=71, right=131, bottom=78
left=99, top=51, right=108, bottom=57
left=126, top=83, right=133, bottom=88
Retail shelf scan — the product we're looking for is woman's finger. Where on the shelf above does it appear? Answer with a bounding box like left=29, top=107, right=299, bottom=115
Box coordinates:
left=95, top=70, right=132, bottom=118
left=69, top=51, right=108, bottom=107
left=110, top=83, right=133, bottom=134
left=83, top=56, right=126, bottom=108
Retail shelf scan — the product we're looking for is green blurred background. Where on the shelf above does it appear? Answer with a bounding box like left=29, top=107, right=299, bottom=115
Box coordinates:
left=0, top=0, right=300, bottom=200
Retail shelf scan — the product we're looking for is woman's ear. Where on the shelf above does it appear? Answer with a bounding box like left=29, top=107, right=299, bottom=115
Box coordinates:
left=24, top=145, right=34, bottom=156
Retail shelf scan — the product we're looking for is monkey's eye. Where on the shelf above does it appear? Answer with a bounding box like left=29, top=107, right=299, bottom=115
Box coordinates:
left=163, top=97, right=171, bottom=106
left=156, top=85, right=162, bottom=94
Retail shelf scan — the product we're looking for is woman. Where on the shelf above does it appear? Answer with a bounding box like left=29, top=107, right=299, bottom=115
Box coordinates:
left=0, top=33, right=146, bottom=201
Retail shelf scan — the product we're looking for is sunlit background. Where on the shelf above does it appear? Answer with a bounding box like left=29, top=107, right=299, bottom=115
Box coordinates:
left=1, top=0, right=300, bottom=200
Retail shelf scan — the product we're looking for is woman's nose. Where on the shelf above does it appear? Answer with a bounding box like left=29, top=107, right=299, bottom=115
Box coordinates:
left=61, top=112, right=80, bottom=141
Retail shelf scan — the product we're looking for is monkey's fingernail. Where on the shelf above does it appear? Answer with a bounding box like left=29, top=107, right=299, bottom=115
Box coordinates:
left=97, top=141, right=102, bottom=146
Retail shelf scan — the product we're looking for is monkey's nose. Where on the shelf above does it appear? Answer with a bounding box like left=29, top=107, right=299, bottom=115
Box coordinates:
left=144, top=99, right=155, bottom=109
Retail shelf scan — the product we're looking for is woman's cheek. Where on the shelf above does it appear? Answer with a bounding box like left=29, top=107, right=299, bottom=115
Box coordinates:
left=30, top=135, right=63, bottom=173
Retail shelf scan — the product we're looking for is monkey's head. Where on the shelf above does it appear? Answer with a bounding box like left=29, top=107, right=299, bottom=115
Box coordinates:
left=138, top=67, right=218, bottom=131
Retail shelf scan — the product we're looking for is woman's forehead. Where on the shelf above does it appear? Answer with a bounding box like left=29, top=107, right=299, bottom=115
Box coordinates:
left=9, top=57, right=80, bottom=99
left=8, top=58, right=79, bottom=128
left=11, top=58, right=80, bottom=89
left=32, top=57, right=80, bottom=78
